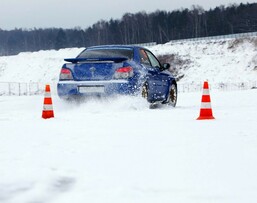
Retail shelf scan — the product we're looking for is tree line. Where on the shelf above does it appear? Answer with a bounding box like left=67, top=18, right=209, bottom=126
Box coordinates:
left=1, top=2, right=257, bottom=56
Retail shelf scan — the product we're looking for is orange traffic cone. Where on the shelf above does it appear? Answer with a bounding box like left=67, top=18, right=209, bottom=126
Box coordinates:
left=197, top=81, right=215, bottom=120
left=42, top=84, right=54, bottom=119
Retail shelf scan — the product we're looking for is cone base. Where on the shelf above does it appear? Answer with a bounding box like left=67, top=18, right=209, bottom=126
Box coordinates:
left=197, top=116, right=215, bottom=120
left=197, top=108, right=215, bottom=120
left=42, top=111, right=54, bottom=119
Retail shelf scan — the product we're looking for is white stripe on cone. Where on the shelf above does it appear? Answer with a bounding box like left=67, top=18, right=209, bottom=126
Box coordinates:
left=44, top=92, right=52, bottom=98
left=202, top=89, right=210, bottom=95
left=200, top=102, right=212, bottom=109
left=43, top=104, right=54, bottom=111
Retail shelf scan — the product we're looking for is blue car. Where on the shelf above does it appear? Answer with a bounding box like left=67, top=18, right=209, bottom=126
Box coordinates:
left=57, top=45, right=177, bottom=107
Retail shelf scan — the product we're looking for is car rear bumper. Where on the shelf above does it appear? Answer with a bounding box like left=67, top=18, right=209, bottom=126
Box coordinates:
left=57, top=80, right=136, bottom=98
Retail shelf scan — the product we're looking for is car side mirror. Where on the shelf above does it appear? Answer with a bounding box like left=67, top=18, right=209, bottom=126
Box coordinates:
left=162, top=63, right=170, bottom=70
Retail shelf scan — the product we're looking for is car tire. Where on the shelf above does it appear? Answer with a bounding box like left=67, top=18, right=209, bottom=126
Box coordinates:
left=141, top=83, right=148, bottom=99
left=167, top=83, right=177, bottom=107
left=142, top=83, right=155, bottom=109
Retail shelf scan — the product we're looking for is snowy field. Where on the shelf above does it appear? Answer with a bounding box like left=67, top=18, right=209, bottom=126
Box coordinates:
left=1, top=37, right=257, bottom=203
left=1, top=89, right=257, bottom=203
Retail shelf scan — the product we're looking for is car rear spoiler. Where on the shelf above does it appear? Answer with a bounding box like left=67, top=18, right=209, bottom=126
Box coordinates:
left=64, top=57, right=128, bottom=63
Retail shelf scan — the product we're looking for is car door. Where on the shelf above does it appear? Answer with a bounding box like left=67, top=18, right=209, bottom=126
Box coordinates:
left=139, top=49, right=170, bottom=100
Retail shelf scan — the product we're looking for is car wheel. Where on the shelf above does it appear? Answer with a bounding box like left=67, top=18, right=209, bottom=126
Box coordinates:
left=141, top=83, right=148, bottom=99
left=167, top=83, right=177, bottom=107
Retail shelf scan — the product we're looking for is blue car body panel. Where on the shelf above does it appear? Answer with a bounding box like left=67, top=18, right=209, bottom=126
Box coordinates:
left=57, top=45, right=176, bottom=103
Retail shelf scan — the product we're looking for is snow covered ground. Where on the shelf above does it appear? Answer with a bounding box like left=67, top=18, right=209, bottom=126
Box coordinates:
left=0, top=37, right=257, bottom=203
left=1, top=89, right=257, bottom=203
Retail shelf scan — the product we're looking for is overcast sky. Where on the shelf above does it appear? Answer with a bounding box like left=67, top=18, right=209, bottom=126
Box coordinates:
left=0, top=0, right=256, bottom=30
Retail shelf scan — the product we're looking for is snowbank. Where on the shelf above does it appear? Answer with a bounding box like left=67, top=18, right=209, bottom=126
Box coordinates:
left=151, top=37, right=257, bottom=84
left=0, top=37, right=256, bottom=85
left=0, top=48, right=84, bottom=83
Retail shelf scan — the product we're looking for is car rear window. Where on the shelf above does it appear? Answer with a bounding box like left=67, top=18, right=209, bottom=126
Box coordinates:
left=78, top=48, right=133, bottom=59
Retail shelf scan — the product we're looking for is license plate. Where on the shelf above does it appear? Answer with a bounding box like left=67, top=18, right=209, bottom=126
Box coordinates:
left=78, top=86, right=105, bottom=93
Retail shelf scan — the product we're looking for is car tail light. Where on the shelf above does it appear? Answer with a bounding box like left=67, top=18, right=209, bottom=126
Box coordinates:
left=60, top=68, right=73, bottom=80
left=114, top=66, right=134, bottom=79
